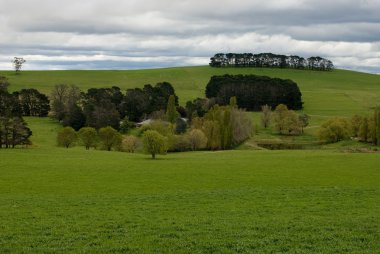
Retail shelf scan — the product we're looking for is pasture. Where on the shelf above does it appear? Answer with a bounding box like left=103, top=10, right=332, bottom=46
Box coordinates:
left=1, top=67, right=380, bottom=253
left=0, top=117, right=379, bottom=253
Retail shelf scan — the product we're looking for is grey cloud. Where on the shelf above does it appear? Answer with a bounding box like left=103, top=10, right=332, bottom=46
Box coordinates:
left=0, top=0, right=379, bottom=72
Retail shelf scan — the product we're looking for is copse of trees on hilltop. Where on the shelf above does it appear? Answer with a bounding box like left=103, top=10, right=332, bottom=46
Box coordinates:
left=210, top=53, right=334, bottom=71
left=206, top=74, right=303, bottom=111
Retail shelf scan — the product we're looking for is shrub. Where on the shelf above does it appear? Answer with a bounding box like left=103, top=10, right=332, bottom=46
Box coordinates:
left=186, top=129, right=208, bottom=151
left=273, top=104, right=302, bottom=135
left=122, top=135, right=140, bottom=153
left=318, top=118, right=351, bottom=143
left=168, top=135, right=191, bottom=152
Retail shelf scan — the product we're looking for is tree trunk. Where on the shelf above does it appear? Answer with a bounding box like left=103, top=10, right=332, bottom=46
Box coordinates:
left=152, top=153, right=156, bottom=159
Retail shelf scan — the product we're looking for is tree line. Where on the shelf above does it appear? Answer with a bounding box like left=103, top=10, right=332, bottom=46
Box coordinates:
left=206, top=74, right=303, bottom=111
left=50, top=82, right=179, bottom=131
left=210, top=53, right=334, bottom=71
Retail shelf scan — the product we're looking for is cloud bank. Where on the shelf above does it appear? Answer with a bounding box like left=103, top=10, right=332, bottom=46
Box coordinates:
left=0, top=0, right=379, bottom=73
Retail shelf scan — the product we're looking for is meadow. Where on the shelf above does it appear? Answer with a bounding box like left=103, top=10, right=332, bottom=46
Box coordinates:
left=1, top=67, right=380, bottom=253
left=0, top=118, right=379, bottom=253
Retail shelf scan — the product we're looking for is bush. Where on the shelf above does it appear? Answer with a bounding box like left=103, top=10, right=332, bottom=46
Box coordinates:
left=168, top=135, right=191, bottom=152
left=273, top=104, right=302, bottom=135
left=122, top=135, right=140, bottom=153
left=318, top=118, right=351, bottom=143
left=186, top=129, right=208, bottom=151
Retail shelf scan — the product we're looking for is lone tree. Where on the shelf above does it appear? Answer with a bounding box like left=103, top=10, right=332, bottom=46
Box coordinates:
left=98, top=126, right=122, bottom=151
left=260, top=105, right=271, bottom=128
left=78, top=127, right=98, bottom=150
left=13, top=57, right=26, bottom=74
left=57, top=127, right=77, bottom=148
left=142, top=130, right=168, bottom=159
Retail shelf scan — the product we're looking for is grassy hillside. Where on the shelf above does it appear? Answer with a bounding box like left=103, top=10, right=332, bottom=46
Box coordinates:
left=1, top=68, right=380, bottom=252
left=1, top=66, right=380, bottom=119
left=0, top=118, right=379, bottom=253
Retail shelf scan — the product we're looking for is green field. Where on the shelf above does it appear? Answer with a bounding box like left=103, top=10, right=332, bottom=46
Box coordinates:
left=2, top=66, right=380, bottom=118
left=0, top=117, right=379, bottom=253
left=1, top=67, right=380, bottom=253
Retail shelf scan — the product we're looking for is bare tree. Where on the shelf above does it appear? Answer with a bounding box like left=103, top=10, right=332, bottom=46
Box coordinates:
left=261, top=105, right=272, bottom=128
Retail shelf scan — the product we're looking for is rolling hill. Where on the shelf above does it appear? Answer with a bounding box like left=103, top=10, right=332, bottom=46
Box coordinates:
left=1, top=66, right=380, bottom=119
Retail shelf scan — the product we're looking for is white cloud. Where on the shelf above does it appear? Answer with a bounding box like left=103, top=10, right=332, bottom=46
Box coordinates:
left=0, top=0, right=379, bottom=72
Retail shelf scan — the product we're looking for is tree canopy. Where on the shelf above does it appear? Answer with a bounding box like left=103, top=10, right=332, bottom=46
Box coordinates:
left=206, top=74, right=303, bottom=111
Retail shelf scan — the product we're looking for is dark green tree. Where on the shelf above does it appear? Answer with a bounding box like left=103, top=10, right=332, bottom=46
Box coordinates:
left=166, top=95, right=179, bottom=124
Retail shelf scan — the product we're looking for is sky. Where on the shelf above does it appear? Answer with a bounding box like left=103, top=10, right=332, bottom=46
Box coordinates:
left=0, top=0, right=379, bottom=73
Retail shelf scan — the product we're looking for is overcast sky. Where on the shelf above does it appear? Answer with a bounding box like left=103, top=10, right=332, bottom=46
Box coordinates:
left=0, top=0, right=379, bottom=73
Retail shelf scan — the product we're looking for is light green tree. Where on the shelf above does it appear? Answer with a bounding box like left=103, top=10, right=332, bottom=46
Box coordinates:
left=98, top=126, right=122, bottom=151
left=142, top=130, right=168, bottom=159
left=273, top=104, right=302, bottom=135
left=78, top=127, right=97, bottom=150
left=318, top=118, right=350, bottom=143
left=57, top=127, right=77, bottom=148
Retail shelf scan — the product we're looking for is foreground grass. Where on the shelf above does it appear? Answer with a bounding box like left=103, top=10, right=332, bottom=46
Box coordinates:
left=0, top=118, right=379, bottom=253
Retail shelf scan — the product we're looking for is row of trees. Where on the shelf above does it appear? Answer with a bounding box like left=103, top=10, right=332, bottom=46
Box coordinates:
left=206, top=74, right=303, bottom=111
left=210, top=53, right=334, bottom=71
left=318, top=107, right=380, bottom=145
left=50, top=82, right=179, bottom=131
left=57, top=126, right=124, bottom=151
